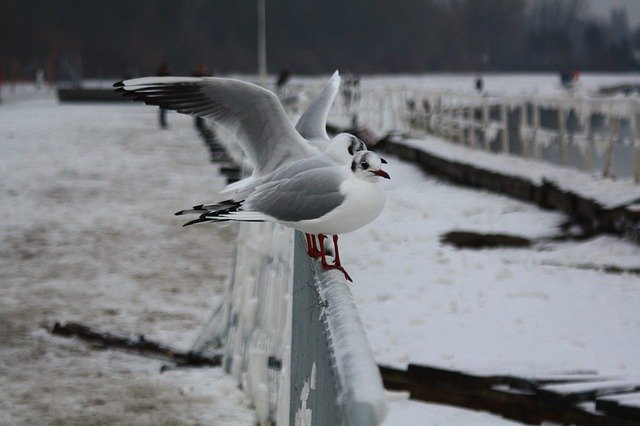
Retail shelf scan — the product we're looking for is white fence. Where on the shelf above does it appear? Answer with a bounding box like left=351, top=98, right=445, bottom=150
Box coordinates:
left=320, top=83, right=640, bottom=183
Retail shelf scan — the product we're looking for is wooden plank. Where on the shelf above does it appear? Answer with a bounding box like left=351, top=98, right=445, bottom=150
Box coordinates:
left=597, top=392, right=640, bottom=421
left=539, top=380, right=640, bottom=404
left=390, top=363, right=640, bottom=424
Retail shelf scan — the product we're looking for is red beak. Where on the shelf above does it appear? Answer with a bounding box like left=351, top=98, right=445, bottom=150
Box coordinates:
left=372, top=169, right=390, bottom=179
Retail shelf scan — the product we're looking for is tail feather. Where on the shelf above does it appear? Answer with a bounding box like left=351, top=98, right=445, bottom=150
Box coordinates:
left=177, top=200, right=262, bottom=226
left=175, top=199, right=238, bottom=216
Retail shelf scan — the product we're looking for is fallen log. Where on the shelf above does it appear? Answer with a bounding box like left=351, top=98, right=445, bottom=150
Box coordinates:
left=49, top=322, right=221, bottom=369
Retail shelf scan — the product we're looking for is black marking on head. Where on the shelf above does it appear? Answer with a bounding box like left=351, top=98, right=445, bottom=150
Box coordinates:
left=351, top=160, right=357, bottom=172
left=348, top=136, right=366, bottom=155
left=348, top=137, right=357, bottom=155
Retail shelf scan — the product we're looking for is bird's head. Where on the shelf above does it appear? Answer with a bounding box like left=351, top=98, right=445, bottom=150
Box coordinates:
left=325, top=133, right=367, bottom=164
left=351, top=151, right=390, bottom=181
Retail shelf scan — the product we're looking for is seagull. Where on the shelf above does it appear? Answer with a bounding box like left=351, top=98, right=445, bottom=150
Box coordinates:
left=175, top=151, right=390, bottom=282
left=114, top=72, right=377, bottom=280
left=113, top=71, right=366, bottom=184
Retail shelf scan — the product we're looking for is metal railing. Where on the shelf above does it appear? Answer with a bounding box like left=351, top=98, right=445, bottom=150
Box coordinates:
left=192, top=224, right=387, bottom=425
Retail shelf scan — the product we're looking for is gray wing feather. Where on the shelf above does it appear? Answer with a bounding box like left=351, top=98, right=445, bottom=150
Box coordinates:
left=295, top=71, right=340, bottom=142
left=116, top=76, right=316, bottom=175
left=245, top=167, right=346, bottom=222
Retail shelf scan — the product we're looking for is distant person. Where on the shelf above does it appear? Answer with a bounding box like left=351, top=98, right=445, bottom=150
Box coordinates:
left=422, top=99, right=432, bottom=115
left=275, top=69, right=292, bottom=98
left=35, top=68, right=45, bottom=90
left=475, top=76, right=484, bottom=93
left=156, top=62, right=171, bottom=129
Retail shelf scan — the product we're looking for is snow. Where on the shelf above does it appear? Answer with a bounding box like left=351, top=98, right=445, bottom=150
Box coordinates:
left=4, top=77, right=640, bottom=424
left=384, top=396, right=521, bottom=426
left=400, top=135, right=640, bottom=208
left=343, top=72, right=640, bottom=98
left=0, top=93, right=254, bottom=424
left=341, top=156, right=640, bottom=379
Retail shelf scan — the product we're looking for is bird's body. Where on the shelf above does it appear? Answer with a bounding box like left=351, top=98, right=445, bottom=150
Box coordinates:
left=211, top=162, right=386, bottom=236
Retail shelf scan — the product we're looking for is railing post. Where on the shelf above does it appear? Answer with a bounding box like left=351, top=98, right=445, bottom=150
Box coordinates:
left=603, top=108, right=619, bottom=179
left=558, top=103, right=569, bottom=165
left=582, top=101, right=593, bottom=172
left=633, top=99, right=640, bottom=184
left=457, top=101, right=465, bottom=143
left=520, top=102, right=529, bottom=158
left=500, top=102, right=509, bottom=154
left=467, top=104, right=476, bottom=148
left=482, top=97, right=490, bottom=151
left=532, top=100, right=541, bottom=160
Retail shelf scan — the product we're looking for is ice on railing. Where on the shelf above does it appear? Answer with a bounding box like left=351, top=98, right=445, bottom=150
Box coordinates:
left=315, top=270, right=388, bottom=424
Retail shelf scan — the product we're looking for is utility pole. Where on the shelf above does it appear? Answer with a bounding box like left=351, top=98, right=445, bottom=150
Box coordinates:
left=257, top=0, right=267, bottom=83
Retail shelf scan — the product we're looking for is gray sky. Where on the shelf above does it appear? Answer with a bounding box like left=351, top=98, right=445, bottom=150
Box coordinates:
left=588, top=0, right=640, bottom=27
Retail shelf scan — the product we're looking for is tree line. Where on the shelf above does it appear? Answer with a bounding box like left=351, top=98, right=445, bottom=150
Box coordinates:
left=1, top=0, right=638, bottom=81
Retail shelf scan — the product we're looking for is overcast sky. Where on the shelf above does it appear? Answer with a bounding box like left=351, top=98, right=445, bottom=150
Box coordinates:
left=588, top=0, right=640, bottom=27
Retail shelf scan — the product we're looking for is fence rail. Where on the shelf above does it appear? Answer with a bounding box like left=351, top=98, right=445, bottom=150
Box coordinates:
left=192, top=222, right=387, bottom=425
left=317, top=83, right=640, bottom=183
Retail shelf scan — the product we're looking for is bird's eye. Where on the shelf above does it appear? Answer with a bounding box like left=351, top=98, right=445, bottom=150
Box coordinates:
left=360, top=161, right=369, bottom=169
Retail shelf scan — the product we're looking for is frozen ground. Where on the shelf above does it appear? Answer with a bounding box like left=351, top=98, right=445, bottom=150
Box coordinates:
left=3, top=84, right=640, bottom=424
left=292, top=72, right=640, bottom=97
left=0, top=93, right=254, bottom=424
left=343, top=153, right=640, bottom=378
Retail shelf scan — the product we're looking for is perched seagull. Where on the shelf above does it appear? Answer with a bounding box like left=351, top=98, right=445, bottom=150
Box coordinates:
left=175, top=151, right=390, bottom=281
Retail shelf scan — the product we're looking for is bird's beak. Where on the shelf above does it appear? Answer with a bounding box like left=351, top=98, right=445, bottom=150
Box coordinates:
left=380, top=158, right=388, bottom=164
left=372, top=169, right=390, bottom=179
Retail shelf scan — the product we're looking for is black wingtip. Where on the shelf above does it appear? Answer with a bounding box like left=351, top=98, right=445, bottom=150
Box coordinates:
left=113, top=81, right=124, bottom=88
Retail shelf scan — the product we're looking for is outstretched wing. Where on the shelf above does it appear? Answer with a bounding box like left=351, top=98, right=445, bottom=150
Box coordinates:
left=295, top=71, right=340, bottom=143
left=115, top=76, right=317, bottom=175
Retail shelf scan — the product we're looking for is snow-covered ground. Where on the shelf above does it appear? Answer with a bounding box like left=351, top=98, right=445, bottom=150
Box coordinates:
left=343, top=151, right=640, bottom=378
left=292, top=72, right=640, bottom=97
left=3, top=82, right=640, bottom=424
left=0, top=93, right=254, bottom=424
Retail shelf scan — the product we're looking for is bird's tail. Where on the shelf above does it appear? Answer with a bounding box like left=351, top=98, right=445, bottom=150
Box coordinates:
left=175, top=200, right=266, bottom=226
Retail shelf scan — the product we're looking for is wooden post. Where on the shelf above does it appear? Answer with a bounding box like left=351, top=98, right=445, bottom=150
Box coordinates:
left=482, top=98, right=490, bottom=151
left=447, top=98, right=455, bottom=140
left=582, top=101, right=593, bottom=172
left=532, top=101, right=541, bottom=160
left=558, top=103, right=569, bottom=165
left=468, top=105, right=476, bottom=148
left=500, top=103, right=509, bottom=154
left=633, top=100, right=640, bottom=183
left=520, top=102, right=529, bottom=157
left=457, top=103, right=465, bottom=143
left=602, top=112, right=619, bottom=179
